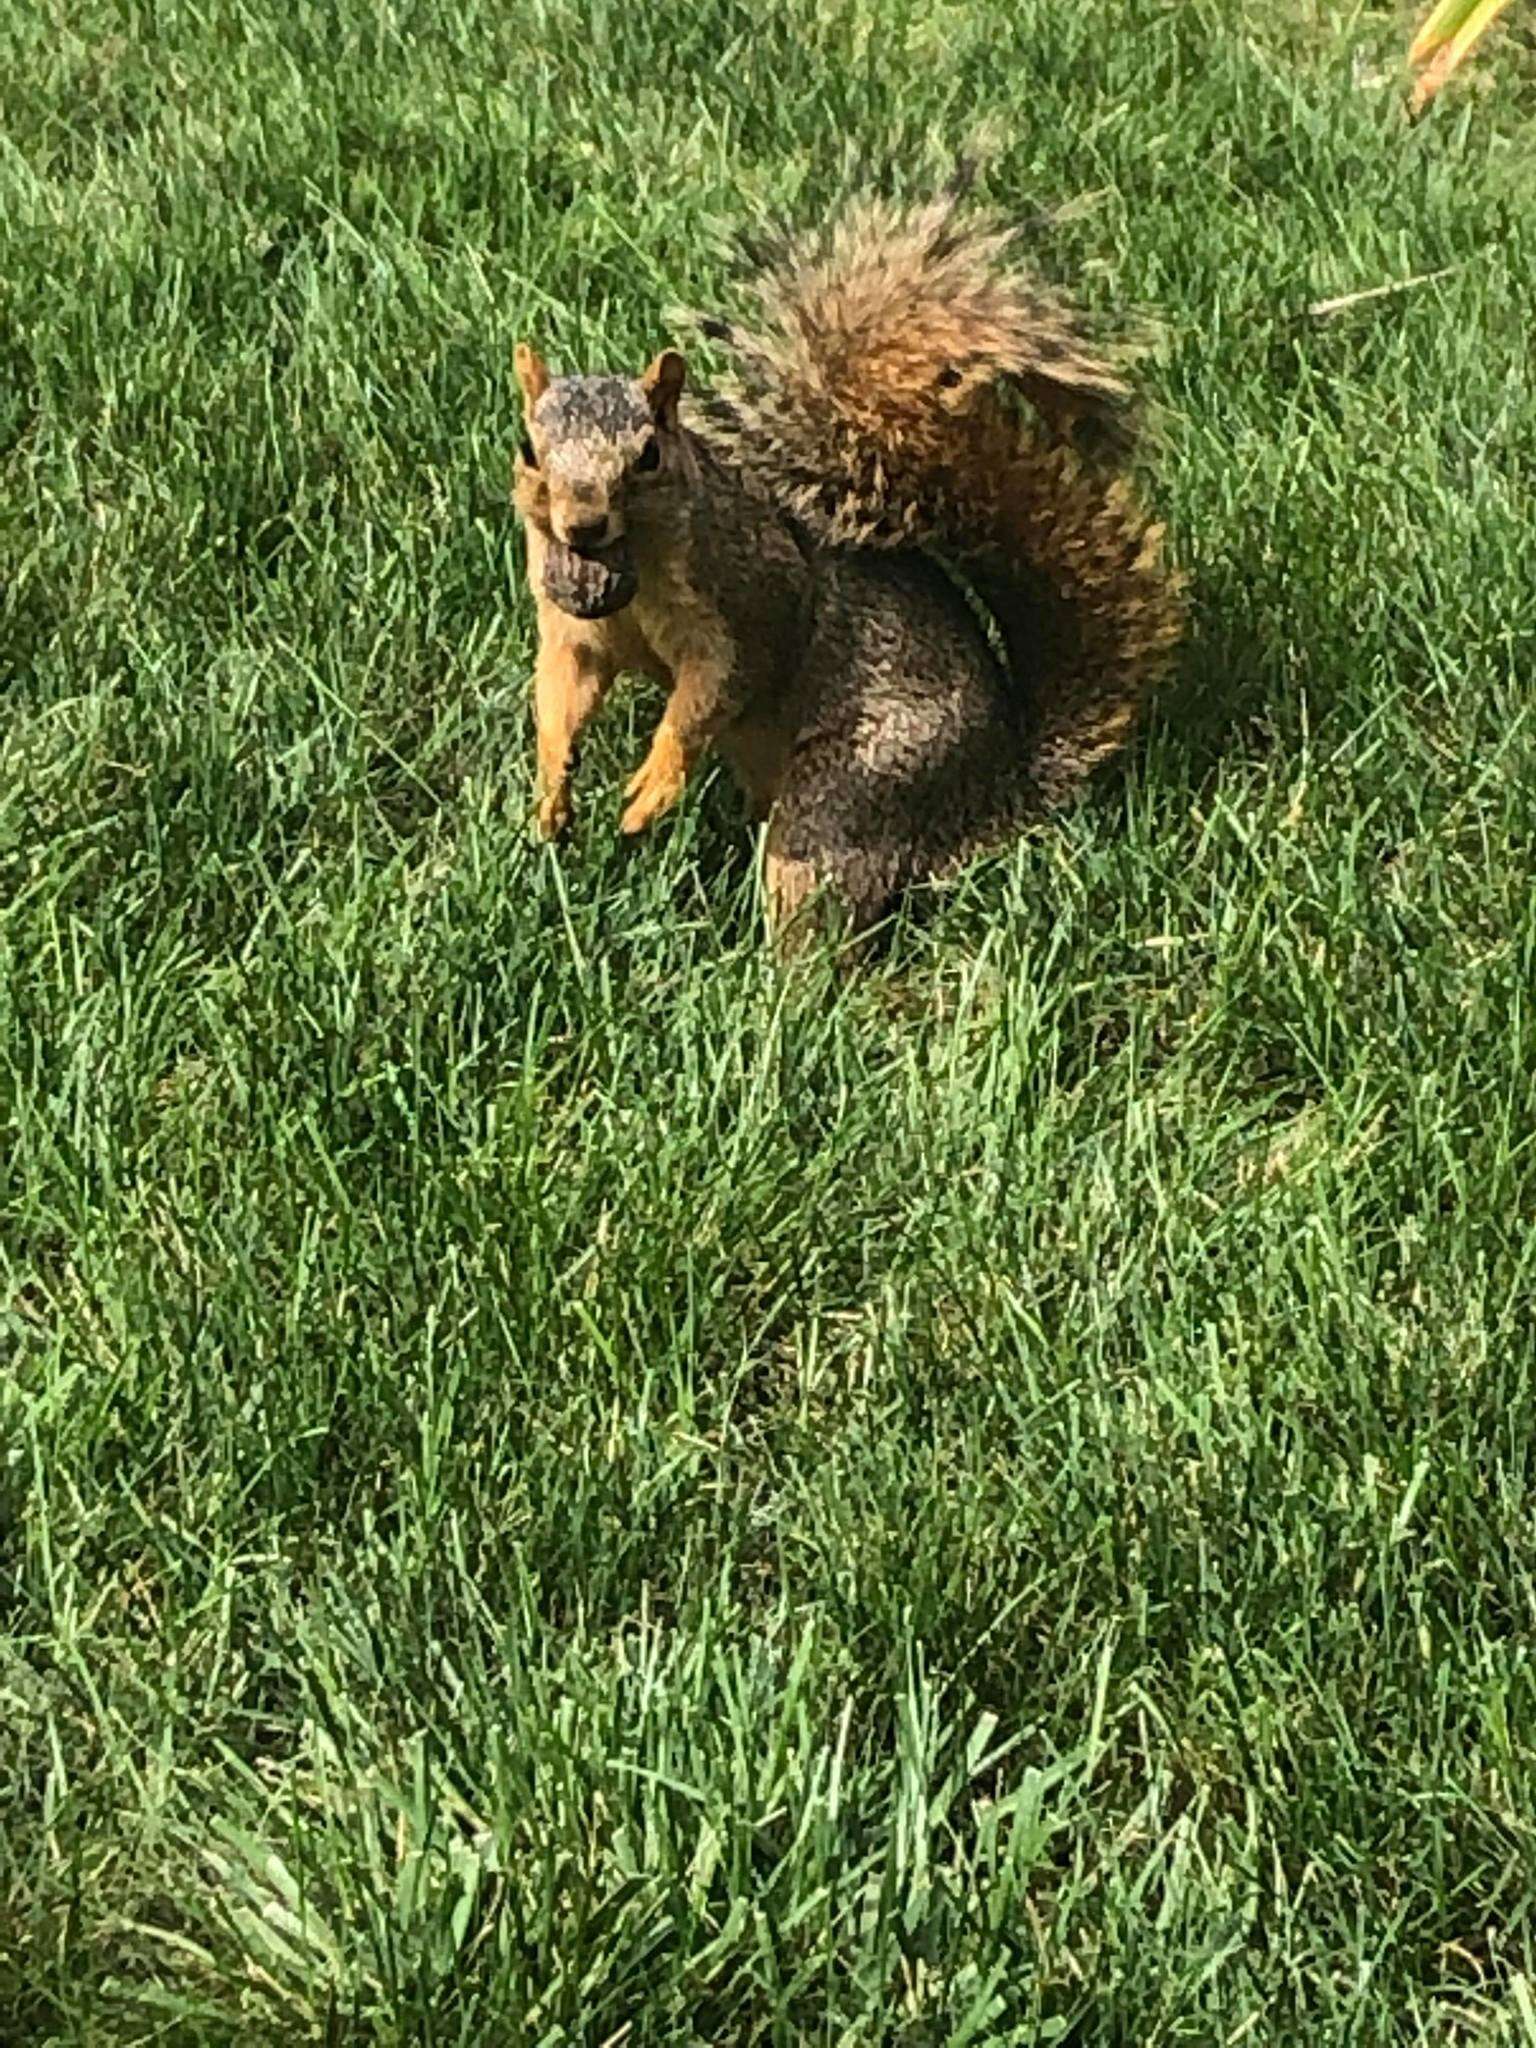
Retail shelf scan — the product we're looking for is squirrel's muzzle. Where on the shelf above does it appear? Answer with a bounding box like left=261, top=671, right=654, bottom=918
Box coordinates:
left=541, top=534, right=639, bottom=620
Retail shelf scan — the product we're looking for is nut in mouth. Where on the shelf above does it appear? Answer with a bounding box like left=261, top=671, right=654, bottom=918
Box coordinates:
left=541, top=535, right=639, bottom=620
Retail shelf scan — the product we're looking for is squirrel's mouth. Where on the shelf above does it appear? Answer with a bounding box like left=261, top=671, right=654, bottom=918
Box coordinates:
left=541, top=535, right=638, bottom=620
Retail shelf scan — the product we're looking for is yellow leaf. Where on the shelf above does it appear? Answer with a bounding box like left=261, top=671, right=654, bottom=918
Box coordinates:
left=1409, top=0, right=1515, bottom=110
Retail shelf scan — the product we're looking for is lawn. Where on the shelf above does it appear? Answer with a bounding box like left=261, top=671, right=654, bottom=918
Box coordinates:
left=3, top=0, right=1535, bottom=2039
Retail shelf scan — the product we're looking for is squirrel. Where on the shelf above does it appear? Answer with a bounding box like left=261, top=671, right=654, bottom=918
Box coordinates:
left=512, top=183, right=1186, bottom=944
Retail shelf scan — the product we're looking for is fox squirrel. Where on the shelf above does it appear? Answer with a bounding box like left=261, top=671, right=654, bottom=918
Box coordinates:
left=512, top=185, right=1186, bottom=942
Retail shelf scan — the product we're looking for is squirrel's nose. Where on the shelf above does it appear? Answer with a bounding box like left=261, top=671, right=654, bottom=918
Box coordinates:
left=562, top=516, right=611, bottom=551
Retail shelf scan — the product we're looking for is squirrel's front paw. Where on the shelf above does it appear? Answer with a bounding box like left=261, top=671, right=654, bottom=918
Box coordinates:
left=535, top=782, right=573, bottom=841
left=619, top=729, right=688, bottom=835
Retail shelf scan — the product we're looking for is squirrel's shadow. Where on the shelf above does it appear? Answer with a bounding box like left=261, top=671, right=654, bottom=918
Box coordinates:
left=685, top=568, right=1284, bottom=960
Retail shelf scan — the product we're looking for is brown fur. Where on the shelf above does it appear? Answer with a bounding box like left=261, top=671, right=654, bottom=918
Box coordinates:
left=513, top=191, right=1187, bottom=943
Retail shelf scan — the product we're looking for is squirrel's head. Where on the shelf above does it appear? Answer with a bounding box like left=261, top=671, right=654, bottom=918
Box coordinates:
left=512, top=344, right=688, bottom=618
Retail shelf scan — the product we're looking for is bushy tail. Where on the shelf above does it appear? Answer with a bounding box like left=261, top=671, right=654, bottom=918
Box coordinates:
left=688, top=189, right=1187, bottom=806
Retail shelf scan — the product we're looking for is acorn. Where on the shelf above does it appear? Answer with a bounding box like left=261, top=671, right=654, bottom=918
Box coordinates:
left=541, top=536, right=638, bottom=619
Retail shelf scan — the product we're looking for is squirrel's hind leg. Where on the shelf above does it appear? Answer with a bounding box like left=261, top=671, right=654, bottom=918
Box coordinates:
left=761, top=845, right=867, bottom=963
left=762, top=795, right=900, bottom=961
left=762, top=844, right=825, bottom=955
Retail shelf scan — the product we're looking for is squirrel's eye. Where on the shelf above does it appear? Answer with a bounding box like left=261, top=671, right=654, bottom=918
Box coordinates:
left=936, top=365, right=964, bottom=391
left=634, top=436, right=661, bottom=473
left=519, top=436, right=538, bottom=468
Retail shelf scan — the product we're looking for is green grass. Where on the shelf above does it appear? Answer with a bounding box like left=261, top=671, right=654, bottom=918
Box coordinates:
left=3, top=0, right=1536, bottom=2038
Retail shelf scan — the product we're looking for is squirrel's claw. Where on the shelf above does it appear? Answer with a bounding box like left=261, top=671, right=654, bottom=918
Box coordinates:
left=535, top=783, right=573, bottom=840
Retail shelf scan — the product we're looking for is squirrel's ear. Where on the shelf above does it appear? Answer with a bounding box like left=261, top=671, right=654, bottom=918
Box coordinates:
left=641, top=349, right=686, bottom=426
left=515, top=343, right=551, bottom=409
